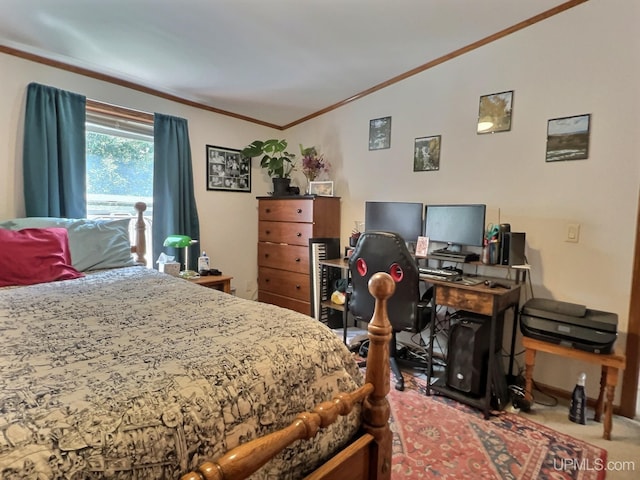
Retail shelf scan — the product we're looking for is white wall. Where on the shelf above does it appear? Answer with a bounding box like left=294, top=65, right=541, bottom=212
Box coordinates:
left=286, top=0, right=640, bottom=398
left=1, top=0, right=638, bottom=399
left=0, top=52, right=279, bottom=301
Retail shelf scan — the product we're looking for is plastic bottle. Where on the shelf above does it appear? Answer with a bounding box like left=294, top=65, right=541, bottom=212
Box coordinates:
left=568, top=372, right=587, bottom=425
left=198, top=251, right=210, bottom=272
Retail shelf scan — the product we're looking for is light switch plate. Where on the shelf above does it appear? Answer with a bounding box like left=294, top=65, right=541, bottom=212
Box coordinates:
left=566, top=223, right=580, bottom=243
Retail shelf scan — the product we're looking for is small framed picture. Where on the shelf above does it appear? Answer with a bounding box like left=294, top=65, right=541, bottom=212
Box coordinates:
left=369, top=116, right=392, bottom=150
left=206, top=145, right=251, bottom=192
left=546, top=114, right=591, bottom=162
left=309, top=180, right=334, bottom=196
left=415, top=236, right=430, bottom=258
left=414, top=135, right=441, bottom=171
left=477, top=90, right=514, bottom=134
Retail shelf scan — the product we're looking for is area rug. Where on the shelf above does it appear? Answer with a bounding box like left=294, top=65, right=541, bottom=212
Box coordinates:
left=388, top=375, right=607, bottom=480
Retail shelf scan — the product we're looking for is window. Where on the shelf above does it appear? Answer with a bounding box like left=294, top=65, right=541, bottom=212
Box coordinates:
left=85, top=102, right=154, bottom=264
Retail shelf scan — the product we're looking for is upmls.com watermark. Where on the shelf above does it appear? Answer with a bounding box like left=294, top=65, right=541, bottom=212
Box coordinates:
left=554, top=458, right=636, bottom=472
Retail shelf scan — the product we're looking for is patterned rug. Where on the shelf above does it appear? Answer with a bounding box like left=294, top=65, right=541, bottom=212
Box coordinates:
left=388, top=375, right=607, bottom=480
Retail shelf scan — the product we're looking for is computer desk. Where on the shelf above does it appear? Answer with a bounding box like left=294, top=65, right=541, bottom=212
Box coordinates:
left=424, top=276, right=522, bottom=418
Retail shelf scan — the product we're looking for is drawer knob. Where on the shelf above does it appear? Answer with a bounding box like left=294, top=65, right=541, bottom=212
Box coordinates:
left=265, top=278, right=270, bottom=283
left=265, top=208, right=271, bottom=213
left=296, top=232, right=302, bottom=237
left=295, top=258, right=300, bottom=262
left=297, top=208, right=302, bottom=214
left=265, top=230, right=271, bottom=234
left=295, top=284, right=301, bottom=289
left=265, top=253, right=269, bottom=258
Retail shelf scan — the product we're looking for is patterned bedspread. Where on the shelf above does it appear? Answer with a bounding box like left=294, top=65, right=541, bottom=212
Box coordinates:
left=0, top=267, right=363, bottom=479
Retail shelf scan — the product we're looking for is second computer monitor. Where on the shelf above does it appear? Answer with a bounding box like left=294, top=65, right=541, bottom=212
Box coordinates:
left=364, top=201, right=424, bottom=244
left=424, top=204, right=486, bottom=251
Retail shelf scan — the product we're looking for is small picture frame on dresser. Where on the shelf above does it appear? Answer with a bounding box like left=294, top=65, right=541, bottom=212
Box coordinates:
left=309, top=181, right=334, bottom=196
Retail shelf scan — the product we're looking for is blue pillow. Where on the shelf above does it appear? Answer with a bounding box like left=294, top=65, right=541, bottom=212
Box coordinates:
left=0, top=217, right=136, bottom=272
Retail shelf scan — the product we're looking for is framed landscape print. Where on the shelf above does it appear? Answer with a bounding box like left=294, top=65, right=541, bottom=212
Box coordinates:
left=414, top=135, right=441, bottom=171
left=545, top=114, right=591, bottom=162
left=369, top=116, right=392, bottom=150
left=206, top=145, right=251, bottom=192
left=477, top=90, right=513, bottom=134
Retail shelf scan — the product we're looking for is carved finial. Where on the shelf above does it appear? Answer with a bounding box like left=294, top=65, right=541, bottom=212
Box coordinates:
left=368, top=272, right=395, bottom=301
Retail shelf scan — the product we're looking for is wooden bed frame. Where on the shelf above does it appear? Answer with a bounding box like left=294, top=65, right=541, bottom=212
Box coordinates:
left=131, top=201, right=148, bottom=265
left=130, top=203, right=392, bottom=480
left=181, top=273, right=393, bottom=480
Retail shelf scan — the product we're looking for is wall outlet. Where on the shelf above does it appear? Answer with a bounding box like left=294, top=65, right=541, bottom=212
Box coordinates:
left=566, top=223, right=580, bottom=243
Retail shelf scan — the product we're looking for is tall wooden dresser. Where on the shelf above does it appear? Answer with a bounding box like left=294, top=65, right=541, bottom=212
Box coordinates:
left=257, top=196, right=341, bottom=315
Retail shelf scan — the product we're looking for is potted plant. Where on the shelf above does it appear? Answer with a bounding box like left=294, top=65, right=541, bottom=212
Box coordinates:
left=241, top=139, right=296, bottom=196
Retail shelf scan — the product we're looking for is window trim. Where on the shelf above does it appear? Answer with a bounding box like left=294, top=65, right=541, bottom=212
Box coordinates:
left=86, top=99, right=153, bottom=124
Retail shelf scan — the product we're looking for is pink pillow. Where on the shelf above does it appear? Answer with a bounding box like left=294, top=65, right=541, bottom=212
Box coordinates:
left=0, top=227, right=84, bottom=287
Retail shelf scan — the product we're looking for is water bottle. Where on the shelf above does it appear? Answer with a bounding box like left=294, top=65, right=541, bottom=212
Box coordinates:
left=568, top=372, right=587, bottom=425
left=198, top=251, right=210, bottom=272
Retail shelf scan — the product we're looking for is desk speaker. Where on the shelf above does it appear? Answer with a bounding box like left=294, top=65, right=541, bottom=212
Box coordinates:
left=500, top=232, right=526, bottom=265
left=447, top=316, right=491, bottom=396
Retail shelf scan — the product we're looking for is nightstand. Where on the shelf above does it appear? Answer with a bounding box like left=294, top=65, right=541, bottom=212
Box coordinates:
left=188, top=274, right=233, bottom=293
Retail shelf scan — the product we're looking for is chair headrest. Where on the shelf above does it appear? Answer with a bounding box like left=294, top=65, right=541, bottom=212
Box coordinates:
left=348, top=231, right=419, bottom=330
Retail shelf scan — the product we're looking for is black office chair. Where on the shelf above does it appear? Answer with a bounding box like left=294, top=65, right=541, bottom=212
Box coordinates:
left=348, top=231, right=430, bottom=391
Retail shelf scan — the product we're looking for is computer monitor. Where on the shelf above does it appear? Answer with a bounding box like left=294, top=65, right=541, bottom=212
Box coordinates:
left=364, top=201, right=424, bottom=244
left=424, top=204, right=486, bottom=251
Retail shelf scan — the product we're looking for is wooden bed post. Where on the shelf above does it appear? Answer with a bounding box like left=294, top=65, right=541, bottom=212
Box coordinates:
left=362, top=272, right=393, bottom=480
left=133, top=202, right=147, bottom=265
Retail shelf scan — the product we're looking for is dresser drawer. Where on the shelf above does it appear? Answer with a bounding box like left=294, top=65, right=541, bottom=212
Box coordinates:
left=258, top=291, right=311, bottom=316
left=258, top=267, right=309, bottom=301
left=258, top=243, right=309, bottom=274
left=258, top=199, right=314, bottom=223
left=258, top=221, right=313, bottom=246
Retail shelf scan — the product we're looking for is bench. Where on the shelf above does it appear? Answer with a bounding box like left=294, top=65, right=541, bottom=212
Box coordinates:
left=522, top=336, right=626, bottom=440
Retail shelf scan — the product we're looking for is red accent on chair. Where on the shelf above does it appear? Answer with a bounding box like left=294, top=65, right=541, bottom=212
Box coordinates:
left=389, top=263, right=404, bottom=282
left=356, top=258, right=368, bottom=277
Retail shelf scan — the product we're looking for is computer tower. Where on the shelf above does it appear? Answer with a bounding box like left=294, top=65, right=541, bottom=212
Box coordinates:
left=447, top=316, right=491, bottom=396
left=500, top=232, right=526, bottom=265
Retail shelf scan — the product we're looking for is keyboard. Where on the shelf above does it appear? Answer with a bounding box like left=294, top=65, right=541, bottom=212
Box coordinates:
left=419, top=267, right=461, bottom=280
left=428, top=249, right=480, bottom=262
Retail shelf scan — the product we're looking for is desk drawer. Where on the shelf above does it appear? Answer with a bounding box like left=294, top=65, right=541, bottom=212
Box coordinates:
left=258, top=199, right=313, bottom=223
left=258, top=221, right=313, bottom=246
left=258, top=266, right=309, bottom=301
left=258, top=243, right=309, bottom=274
left=435, top=285, right=494, bottom=316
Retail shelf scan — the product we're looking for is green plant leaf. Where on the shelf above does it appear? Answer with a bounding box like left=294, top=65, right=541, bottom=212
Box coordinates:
left=241, top=140, right=264, bottom=157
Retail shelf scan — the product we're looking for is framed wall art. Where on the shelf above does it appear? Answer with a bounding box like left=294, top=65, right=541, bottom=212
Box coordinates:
left=206, top=145, right=251, bottom=192
left=309, top=180, right=334, bottom=196
left=414, top=135, right=441, bottom=171
left=545, top=114, right=591, bottom=162
left=477, top=90, right=513, bottom=134
left=369, top=116, right=392, bottom=150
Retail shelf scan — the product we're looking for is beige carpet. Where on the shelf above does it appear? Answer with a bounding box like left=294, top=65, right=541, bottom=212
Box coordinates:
left=515, top=396, right=640, bottom=480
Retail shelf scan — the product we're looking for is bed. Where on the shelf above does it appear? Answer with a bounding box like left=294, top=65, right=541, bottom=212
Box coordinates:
left=0, top=203, right=392, bottom=480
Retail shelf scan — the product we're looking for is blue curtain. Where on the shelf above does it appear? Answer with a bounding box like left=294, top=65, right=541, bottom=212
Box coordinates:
left=23, top=82, right=87, bottom=218
left=152, top=113, right=200, bottom=270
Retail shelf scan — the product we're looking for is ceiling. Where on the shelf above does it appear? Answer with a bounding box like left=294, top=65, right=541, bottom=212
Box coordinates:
left=0, top=0, right=580, bottom=129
